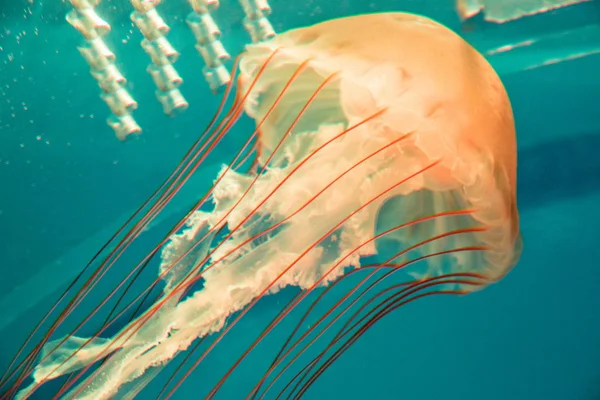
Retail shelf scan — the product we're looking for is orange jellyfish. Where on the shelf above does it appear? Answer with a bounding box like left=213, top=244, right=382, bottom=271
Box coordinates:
left=2, top=12, right=521, bottom=400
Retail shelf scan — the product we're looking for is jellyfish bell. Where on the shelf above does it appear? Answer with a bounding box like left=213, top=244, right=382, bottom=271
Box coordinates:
left=5, top=12, right=521, bottom=400
left=237, top=11, right=521, bottom=282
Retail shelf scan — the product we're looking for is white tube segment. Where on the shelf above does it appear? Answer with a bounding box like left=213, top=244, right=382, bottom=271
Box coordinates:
left=67, top=0, right=141, bottom=141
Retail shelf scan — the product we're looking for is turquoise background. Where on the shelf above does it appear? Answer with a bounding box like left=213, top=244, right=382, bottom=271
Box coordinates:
left=1, top=0, right=599, bottom=398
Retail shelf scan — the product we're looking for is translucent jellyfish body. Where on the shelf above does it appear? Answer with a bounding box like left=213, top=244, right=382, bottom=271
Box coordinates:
left=8, top=12, right=521, bottom=400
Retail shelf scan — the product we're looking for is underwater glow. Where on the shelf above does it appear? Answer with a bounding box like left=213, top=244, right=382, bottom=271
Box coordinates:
left=2, top=12, right=521, bottom=400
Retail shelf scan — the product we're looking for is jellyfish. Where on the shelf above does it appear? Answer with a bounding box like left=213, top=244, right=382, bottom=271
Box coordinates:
left=2, top=12, right=522, bottom=400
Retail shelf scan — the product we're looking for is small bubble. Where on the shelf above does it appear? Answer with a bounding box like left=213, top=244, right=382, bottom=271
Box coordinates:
left=36, top=135, right=41, bottom=140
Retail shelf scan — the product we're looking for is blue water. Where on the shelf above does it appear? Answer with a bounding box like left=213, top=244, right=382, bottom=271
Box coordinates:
left=1, top=0, right=599, bottom=399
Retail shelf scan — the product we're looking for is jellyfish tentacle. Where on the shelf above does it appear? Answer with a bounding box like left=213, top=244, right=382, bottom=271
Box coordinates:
left=27, top=46, right=398, bottom=396
left=290, top=276, right=485, bottom=399
left=155, top=333, right=212, bottom=399
left=11, top=51, right=283, bottom=399
left=160, top=157, right=440, bottom=399
left=249, top=265, right=395, bottom=400
left=0, top=55, right=245, bottom=395
left=249, top=272, right=373, bottom=400
left=34, top=66, right=284, bottom=400
left=168, top=128, right=411, bottom=397
left=285, top=271, right=487, bottom=400
left=286, top=253, right=488, bottom=397
left=330, top=261, right=487, bottom=350
left=209, top=213, right=479, bottom=398
left=25, top=51, right=323, bottom=400
left=48, top=57, right=325, bottom=399
left=252, top=268, right=404, bottom=399
left=251, top=227, right=486, bottom=399
left=258, top=263, right=484, bottom=399
left=251, top=265, right=400, bottom=399
left=2, top=56, right=243, bottom=398
left=257, top=204, right=489, bottom=395
left=12, top=101, right=225, bottom=397
left=233, top=139, right=259, bottom=172
left=252, top=244, right=488, bottom=399
left=279, top=276, right=450, bottom=399
left=83, top=50, right=291, bottom=327
left=163, top=135, right=425, bottom=397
